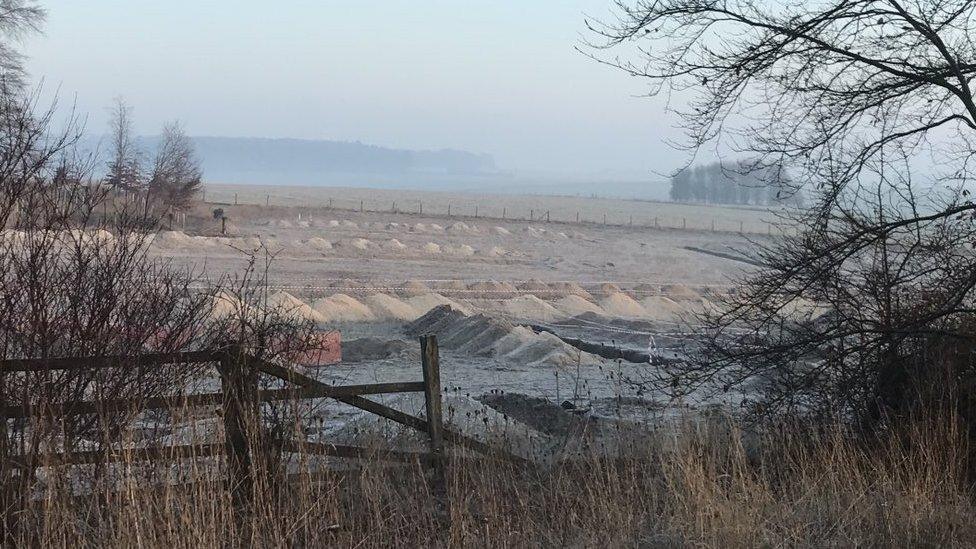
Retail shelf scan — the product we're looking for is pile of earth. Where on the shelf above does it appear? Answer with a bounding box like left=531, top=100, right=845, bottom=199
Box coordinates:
left=341, top=337, right=418, bottom=362
left=404, top=305, right=603, bottom=367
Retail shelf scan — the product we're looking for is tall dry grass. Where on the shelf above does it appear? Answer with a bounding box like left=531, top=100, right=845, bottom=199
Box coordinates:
left=7, top=411, right=976, bottom=548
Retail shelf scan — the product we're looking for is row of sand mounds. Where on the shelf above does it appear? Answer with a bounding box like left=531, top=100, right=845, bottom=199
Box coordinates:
left=214, top=290, right=476, bottom=325
left=209, top=288, right=704, bottom=326
left=405, top=305, right=603, bottom=367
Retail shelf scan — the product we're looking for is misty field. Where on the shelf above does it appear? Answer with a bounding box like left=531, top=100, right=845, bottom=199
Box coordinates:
left=204, top=183, right=781, bottom=235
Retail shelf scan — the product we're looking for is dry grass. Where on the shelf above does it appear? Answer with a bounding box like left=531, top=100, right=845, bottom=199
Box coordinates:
left=7, top=414, right=976, bottom=548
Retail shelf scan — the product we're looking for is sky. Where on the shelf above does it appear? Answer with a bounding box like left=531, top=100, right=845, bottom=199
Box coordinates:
left=25, top=1, right=681, bottom=181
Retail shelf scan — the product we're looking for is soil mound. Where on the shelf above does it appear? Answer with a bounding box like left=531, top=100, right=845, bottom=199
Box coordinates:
left=342, top=337, right=418, bottom=362
left=599, top=293, right=647, bottom=318
left=422, top=242, right=441, bottom=254
left=405, top=306, right=600, bottom=367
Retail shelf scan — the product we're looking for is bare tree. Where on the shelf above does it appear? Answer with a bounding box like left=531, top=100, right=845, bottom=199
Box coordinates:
left=104, top=97, right=142, bottom=193
left=148, top=121, right=202, bottom=211
left=589, top=1, right=976, bottom=425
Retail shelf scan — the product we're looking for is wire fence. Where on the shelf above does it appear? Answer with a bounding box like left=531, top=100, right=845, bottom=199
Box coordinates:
left=202, top=188, right=789, bottom=236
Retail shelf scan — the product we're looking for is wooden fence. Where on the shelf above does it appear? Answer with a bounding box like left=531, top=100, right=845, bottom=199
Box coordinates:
left=0, top=335, right=514, bottom=514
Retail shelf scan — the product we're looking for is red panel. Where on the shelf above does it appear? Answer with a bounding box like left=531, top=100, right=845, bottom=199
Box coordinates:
left=289, top=330, right=341, bottom=367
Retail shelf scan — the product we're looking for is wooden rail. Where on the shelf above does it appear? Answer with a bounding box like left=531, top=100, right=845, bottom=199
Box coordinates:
left=0, top=336, right=523, bottom=518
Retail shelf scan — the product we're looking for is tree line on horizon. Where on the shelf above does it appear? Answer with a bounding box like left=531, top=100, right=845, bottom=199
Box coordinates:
left=669, top=160, right=804, bottom=207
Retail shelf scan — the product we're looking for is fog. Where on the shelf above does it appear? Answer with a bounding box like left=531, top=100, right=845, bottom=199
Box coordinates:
left=26, top=1, right=682, bottom=189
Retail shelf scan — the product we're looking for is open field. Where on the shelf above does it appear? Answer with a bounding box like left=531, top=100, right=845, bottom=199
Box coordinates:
left=204, top=183, right=786, bottom=234
left=129, top=185, right=774, bottom=440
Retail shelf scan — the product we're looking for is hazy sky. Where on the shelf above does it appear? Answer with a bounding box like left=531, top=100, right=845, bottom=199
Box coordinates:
left=27, top=1, right=679, bottom=179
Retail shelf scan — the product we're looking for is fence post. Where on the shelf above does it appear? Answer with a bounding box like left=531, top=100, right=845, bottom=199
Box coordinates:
left=234, top=193, right=238, bottom=205
left=420, top=336, right=448, bottom=512
left=218, top=346, right=260, bottom=518
left=419, top=201, right=423, bottom=215
left=360, top=200, right=364, bottom=213
left=546, top=210, right=550, bottom=223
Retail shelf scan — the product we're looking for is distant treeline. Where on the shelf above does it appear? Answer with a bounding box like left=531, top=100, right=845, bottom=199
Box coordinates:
left=670, top=161, right=804, bottom=207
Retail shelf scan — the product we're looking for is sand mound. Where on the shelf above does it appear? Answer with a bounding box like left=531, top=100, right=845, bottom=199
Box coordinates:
left=336, top=238, right=374, bottom=252
left=312, top=293, right=374, bottom=323
left=436, top=280, right=468, bottom=292
left=422, top=242, right=441, bottom=254
left=599, top=293, right=647, bottom=318
left=363, top=293, right=418, bottom=321
left=328, top=220, right=341, bottom=227
left=523, top=226, right=546, bottom=238
left=483, top=246, right=509, bottom=258
left=448, top=222, right=479, bottom=235
left=555, top=295, right=605, bottom=317
left=266, top=291, right=326, bottom=323
left=640, top=296, right=686, bottom=321
left=467, top=280, right=518, bottom=296
left=399, top=280, right=430, bottom=297
left=518, top=279, right=552, bottom=294
left=276, top=220, right=294, bottom=229
left=405, top=293, right=471, bottom=316
left=455, top=244, right=475, bottom=256
left=383, top=239, right=408, bottom=252
left=413, top=223, right=428, bottom=233
left=208, top=291, right=244, bottom=320
left=491, top=226, right=511, bottom=236
left=661, top=283, right=700, bottom=300
left=598, top=282, right=622, bottom=297
left=304, top=237, right=333, bottom=251
left=429, top=223, right=444, bottom=232
left=501, top=295, right=563, bottom=322
left=385, top=222, right=400, bottom=230
left=340, top=220, right=358, bottom=229
left=154, top=231, right=196, bottom=249
left=406, top=306, right=601, bottom=367
left=548, top=281, right=592, bottom=299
